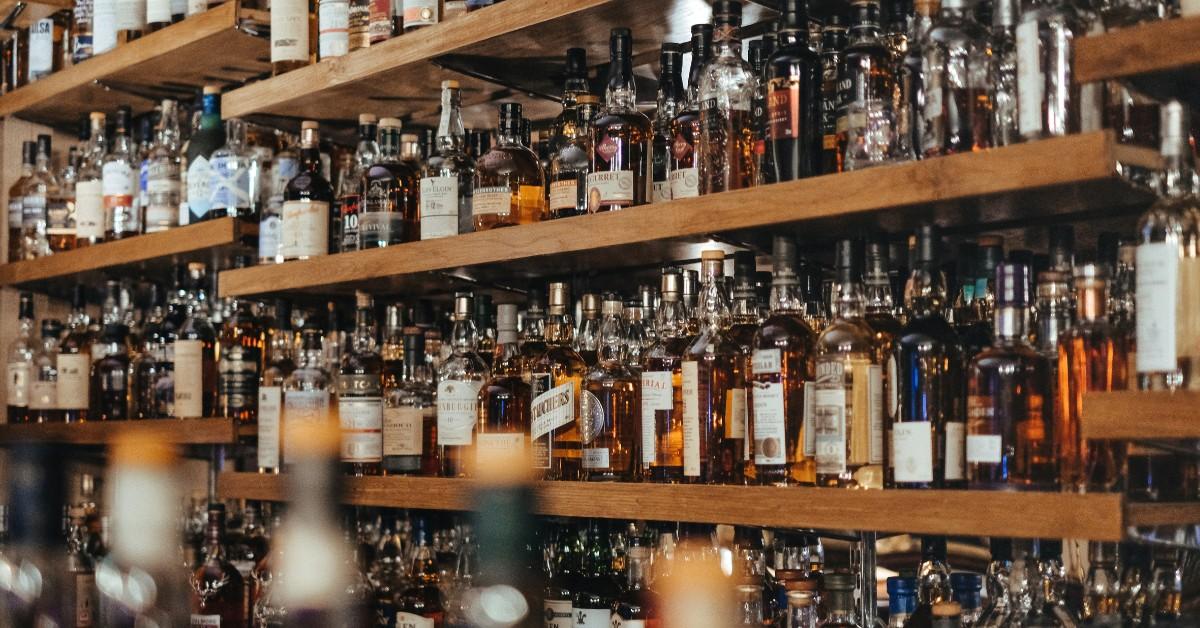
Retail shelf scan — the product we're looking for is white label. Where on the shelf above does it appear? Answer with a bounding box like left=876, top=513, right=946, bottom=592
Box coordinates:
left=727, top=387, right=746, bottom=439
left=966, top=434, right=1002, bottom=464
left=585, top=171, right=634, bottom=208
left=544, top=599, right=572, bottom=628
left=476, top=433, right=523, bottom=462
left=187, top=157, right=212, bottom=217
left=419, top=176, right=459, bottom=239
left=146, top=0, right=171, bottom=23
left=669, top=167, right=698, bottom=199
left=1136, top=242, right=1179, bottom=372
left=531, top=381, right=574, bottom=439
left=394, top=613, right=434, bottom=628
left=383, top=406, right=425, bottom=456
left=75, top=180, right=105, bottom=239
left=944, top=421, right=965, bottom=481
left=681, top=361, right=700, bottom=477
left=752, top=381, right=786, bottom=465
left=814, top=385, right=846, bottom=475
left=93, top=0, right=117, bottom=53
left=651, top=180, right=671, bottom=204
left=751, top=349, right=781, bottom=375
left=271, top=0, right=310, bottom=63
left=1183, top=0, right=1200, bottom=16
left=582, top=447, right=610, bottom=469
left=28, top=19, right=53, bottom=75
left=115, top=0, right=145, bottom=30
left=640, top=371, right=672, bottom=464
left=280, top=200, right=329, bottom=259
left=257, top=387, right=281, bottom=469
left=102, top=162, right=134, bottom=198
left=892, top=421, right=933, bottom=483
left=30, top=380, right=55, bottom=410
left=549, top=179, right=577, bottom=211
left=173, top=339, right=204, bottom=418
left=471, top=186, right=510, bottom=217
left=868, top=364, right=883, bottom=464
left=1016, top=20, right=1044, bottom=137
left=574, top=608, right=610, bottom=628
left=186, top=0, right=205, bottom=15
left=802, top=381, right=816, bottom=457
left=209, top=156, right=250, bottom=210
left=339, top=397, right=383, bottom=462
left=258, top=215, right=281, bottom=260
left=436, top=380, right=480, bottom=446
left=318, top=0, right=349, bottom=58
left=56, top=353, right=90, bottom=409
left=283, top=389, right=330, bottom=464
left=190, top=616, right=220, bottom=627
left=7, top=362, right=30, bottom=407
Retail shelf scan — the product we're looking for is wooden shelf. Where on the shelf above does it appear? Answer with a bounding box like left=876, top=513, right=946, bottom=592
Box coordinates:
left=0, top=1, right=269, bottom=130
left=216, top=472, right=1160, bottom=540
left=0, top=0, right=74, bottom=30
left=1081, top=391, right=1200, bottom=440
left=0, top=217, right=255, bottom=299
left=218, top=131, right=1157, bottom=299
left=0, top=417, right=252, bottom=445
left=1076, top=16, right=1200, bottom=109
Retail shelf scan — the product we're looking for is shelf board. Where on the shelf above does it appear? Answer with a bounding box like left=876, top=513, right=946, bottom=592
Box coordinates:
left=216, top=473, right=1146, bottom=540
left=1081, top=391, right=1200, bottom=440
left=0, top=217, right=256, bottom=300
left=0, top=1, right=269, bottom=130
left=1076, top=16, right=1200, bottom=109
left=0, top=417, right=252, bottom=445
left=218, top=131, right=1158, bottom=299
left=0, top=0, right=74, bottom=29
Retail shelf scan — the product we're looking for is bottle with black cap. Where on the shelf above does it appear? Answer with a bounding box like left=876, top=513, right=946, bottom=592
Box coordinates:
left=698, top=0, right=758, bottom=194
left=384, top=323, right=436, bottom=476
left=669, top=24, right=714, bottom=200
left=549, top=47, right=591, bottom=154
left=93, top=281, right=132, bottom=420
left=653, top=44, right=685, bottom=203
left=6, top=291, right=34, bottom=423
left=815, top=238, right=884, bottom=489
left=765, top=0, right=820, bottom=183
left=473, top=102, right=545, bottom=229
left=892, top=224, right=963, bottom=489
left=965, top=262, right=1054, bottom=490
left=590, top=27, right=652, bottom=211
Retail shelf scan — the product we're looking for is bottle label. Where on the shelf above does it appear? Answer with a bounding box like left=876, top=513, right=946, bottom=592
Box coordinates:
left=892, top=421, right=933, bottom=483
left=370, top=0, right=390, bottom=41
left=585, top=170, right=634, bottom=209
left=75, top=572, right=94, bottom=626
left=280, top=200, right=330, bottom=259
left=7, top=362, right=30, bottom=407
left=146, top=163, right=181, bottom=229
left=814, top=360, right=847, bottom=475
left=173, top=339, right=204, bottom=418
left=30, top=378, right=55, bottom=410
left=476, top=433, right=524, bottom=463
left=210, top=156, right=251, bottom=210
left=651, top=180, right=671, bottom=204
left=866, top=364, right=883, bottom=464
left=272, top=0, right=311, bottom=63
left=28, top=19, right=54, bottom=75
left=190, top=615, right=220, bottom=627
left=257, top=386, right=282, bottom=469
left=544, top=599, right=572, bottom=628
left=549, top=179, right=578, bottom=211
left=186, top=157, right=212, bottom=217
left=944, top=420, right=964, bottom=481
left=383, top=405, right=427, bottom=456
left=21, top=195, right=46, bottom=226
left=75, top=180, right=104, bottom=239
left=115, top=0, right=145, bottom=30
left=471, top=186, right=510, bottom=217
left=258, top=215, right=281, bottom=260
left=966, top=433, right=1002, bottom=464
left=394, top=612, right=434, bottom=628
left=574, top=608, right=610, bottom=628
left=582, top=447, right=610, bottom=469
left=436, top=379, right=481, bottom=446
left=272, top=158, right=299, bottom=197
left=669, top=167, right=698, bottom=199
left=726, top=387, right=746, bottom=439
left=146, top=0, right=171, bottom=23
left=56, top=353, right=90, bottom=409
left=681, top=360, right=700, bottom=476
left=402, top=0, right=438, bottom=26
left=92, top=0, right=116, bottom=53
left=640, top=370, right=671, bottom=465
left=1136, top=242, right=1179, bottom=372
left=767, top=77, right=802, bottom=139
left=751, top=349, right=781, bottom=375
left=283, top=389, right=331, bottom=464
left=102, top=162, right=134, bottom=201
left=318, top=0, right=350, bottom=57
left=1016, top=19, right=1044, bottom=137
left=8, top=200, right=21, bottom=229
left=218, top=345, right=258, bottom=412
left=530, top=381, right=574, bottom=440
left=752, top=380, right=786, bottom=465
left=419, top=176, right=459, bottom=239
left=1180, top=256, right=1200, bottom=358
left=339, top=397, right=383, bottom=462
left=802, top=380, right=816, bottom=457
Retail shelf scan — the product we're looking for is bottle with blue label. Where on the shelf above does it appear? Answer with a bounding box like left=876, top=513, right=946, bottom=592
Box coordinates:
left=208, top=118, right=256, bottom=221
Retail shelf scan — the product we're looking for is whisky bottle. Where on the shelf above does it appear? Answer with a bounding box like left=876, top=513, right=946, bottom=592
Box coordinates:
left=767, top=0, right=822, bottom=181
left=800, top=261, right=830, bottom=334
left=572, top=520, right=621, bottom=628
left=1034, top=271, right=1072, bottom=359
left=218, top=295, right=262, bottom=423
left=145, top=98, right=181, bottom=233
left=29, top=320, right=61, bottom=424
left=544, top=523, right=583, bottom=628
left=280, top=121, right=333, bottom=260
left=472, top=102, right=545, bottom=230
left=529, top=282, right=587, bottom=480
left=728, top=253, right=759, bottom=478
left=518, top=289, right=547, bottom=383
left=132, top=283, right=166, bottom=419
left=751, top=237, right=817, bottom=485
left=318, top=0, right=350, bottom=59
left=576, top=293, right=602, bottom=367
left=185, top=86, right=223, bottom=225
left=1015, top=0, right=1080, bottom=141
left=359, top=117, right=419, bottom=246
left=7, top=142, right=35, bottom=261
left=281, top=325, right=332, bottom=467
left=589, top=27, right=652, bottom=211
left=259, top=299, right=296, bottom=473
left=965, top=262, right=1055, bottom=490
left=72, top=0, right=94, bottom=63
left=863, top=239, right=903, bottom=486
left=75, top=115, right=106, bottom=248
left=339, top=291, right=384, bottom=476
left=815, top=239, right=884, bottom=488
left=841, top=0, right=900, bottom=170
left=260, top=131, right=298, bottom=263
left=190, top=504, right=246, bottom=628
left=6, top=292, right=34, bottom=423
left=436, top=292, right=490, bottom=477
left=822, top=573, right=863, bottom=628
left=40, top=134, right=74, bottom=253
left=653, top=44, right=685, bottom=204
left=549, top=94, right=600, bottom=220
left=892, top=225, right=964, bottom=489
left=270, top=0, right=309, bottom=75
left=393, top=518, right=446, bottom=626
left=612, top=537, right=659, bottom=626
left=919, top=0, right=992, bottom=156
left=421, top=80, right=474, bottom=239
left=58, top=285, right=92, bottom=423
left=174, top=263, right=217, bottom=418
left=335, top=115, right=376, bottom=252
left=477, top=303, right=531, bottom=467
left=92, top=296, right=132, bottom=421
left=641, top=269, right=687, bottom=482
left=698, top=1, right=758, bottom=194
left=549, top=47, right=590, bottom=156
left=669, top=24, right=713, bottom=200
left=19, top=134, right=56, bottom=259
left=208, top=118, right=256, bottom=221
left=383, top=326, right=438, bottom=475
left=684, top=250, right=747, bottom=484
left=990, top=0, right=1020, bottom=147
left=582, top=297, right=639, bottom=481
left=101, top=106, right=139, bottom=238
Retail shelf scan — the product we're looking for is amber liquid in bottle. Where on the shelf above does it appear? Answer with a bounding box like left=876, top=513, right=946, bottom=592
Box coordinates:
left=668, top=25, right=711, bottom=201
left=529, top=282, right=587, bottom=480
left=642, top=271, right=688, bottom=482
left=472, top=102, right=545, bottom=230
left=476, top=305, right=531, bottom=469
left=588, top=27, right=652, bottom=212
left=582, top=299, right=640, bottom=481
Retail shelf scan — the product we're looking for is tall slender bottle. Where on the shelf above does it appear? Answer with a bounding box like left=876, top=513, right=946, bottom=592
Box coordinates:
left=185, top=86, right=223, bottom=225
left=642, top=269, right=688, bottom=482
left=335, top=114, right=377, bottom=251
left=145, top=99, right=181, bottom=233
left=19, top=134, right=58, bottom=259
left=102, top=106, right=139, bottom=239
left=383, top=326, right=438, bottom=475
left=218, top=293, right=263, bottom=423
left=472, top=103, right=545, bottom=229
left=698, top=1, right=758, bottom=194
left=58, top=285, right=91, bottom=423
left=530, top=282, right=587, bottom=480
left=6, top=292, right=35, bottom=423
left=436, top=292, right=490, bottom=477
left=339, top=291, right=384, bottom=476
left=652, top=44, right=685, bottom=204
left=588, top=27, right=652, bottom=212
left=75, top=113, right=107, bottom=248
left=841, top=0, right=900, bottom=170
left=549, top=47, right=590, bottom=155
left=767, top=0, right=822, bottom=182
left=281, top=325, right=332, bottom=467
left=72, top=0, right=94, bottom=63
left=259, top=300, right=296, bottom=473
left=421, top=81, right=474, bottom=239
left=208, top=118, right=256, bottom=221
left=174, top=263, right=217, bottom=418
left=92, top=287, right=132, bottom=421
left=582, top=297, right=640, bottom=481
left=864, top=238, right=903, bottom=486
left=7, top=142, right=35, bottom=261
left=669, top=24, right=714, bottom=201
left=477, top=303, right=531, bottom=467
left=280, top=121, right=333, bottom=260
left=1015, top=0, right=1081, bottom=141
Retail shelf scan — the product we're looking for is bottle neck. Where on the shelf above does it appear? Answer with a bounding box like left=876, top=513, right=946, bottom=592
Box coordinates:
left=906, top=264, right=947, bottom=318
left=655, top=296, right=687, bottom=338
left=496, top=119, right=522, bottom=148
left=300, top=145, right=322, bottom=175
left=353, top=307, right=377, bottom=354
left=437, top=87, right=466, bottom=151
left=1162, top=152, right=1195, bottom=198
left=698, top=269, right=732, bottom=330
left=770, top=279, right=804, bottom=314
left=605, top=52, right=638, bottom=111
left=450, top=317, right=478, bottom=354
left=561, top=76, right=590, bottom=107
left=545, top=311, right=575, bottom=345
left=714, top=21, right=743, bottom=58
left=993, top=305, right=1028, bottom=342
left=833, top=277, right=867, bottom=321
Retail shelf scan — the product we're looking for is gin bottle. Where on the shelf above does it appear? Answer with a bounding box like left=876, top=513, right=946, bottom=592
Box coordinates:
left=698, top=1, right=758, bottom=194
left=589, top=27, right=652, bottom=211
left=209, top=117, right=256, bottom=221
left=436, top=292, right=490, bottom=477
left=421, top=81, right=474, bottom=239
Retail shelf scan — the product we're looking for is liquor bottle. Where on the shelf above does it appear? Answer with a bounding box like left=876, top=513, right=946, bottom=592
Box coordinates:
left=271, top=0, right=310, bottom=74
left=581, top=297, right=639, bottom=481
left=669, top=24, right=713, bottom=201
left=6, top=292, right=34, bottom=423
left=7, top=141, right=34, bottom=262
left=145, top=0, right=178, bottom=33
left=799, top=260, right=829, bottom=333
left=589, top=27, right=652, bottom=211
left=318, top=0, right=350, bottom=59
left=281, top=325, right=332, bottom=466
left=115, top=0, right=145, bottom=44
left=476, top=303, right=529, bottom=463
left=841, top=0, right=900, bottom=170
left=339, top=291, right=384, bottom=476
left=543, top=523, right=582, bottom=628
left=102, top=106, right=139, bottom=238
left=767, top=0, right=822, bottom=181
left=360, top=116, right=419, bottom=246
left=747, top=39, right=770, bottom=187
left=144, top=99, right=181, bottom=233
left=348, top=0, right=369, bottom=51
left=547, top=94, right=599, bottom=220
left=280, top=121, right=333, bottom=260
left=383, top=325, right=438, bottom=475
left=549, top=47, right=590, bottom=155
left=190, top=504, right=247, bottom=628
left=965, top=262, right=1054, bottom=490
left=613, top=537, right=659, bottom=626
left=751, top=237, right=817, bottom=485
left=990, top=0, right=1019, bottom=147
left=698, top=1, right=758, bottom=195
left=75, top=113, right=107, bottom=248
left=19, top=134, right=57, bottom=259
left=58, top=285, right=92, bottom=423
left=907, top=536, right=952, bottom=627
left=1015, top=0, right=1080, bottom=141
left=920, top=0, right=991, bottom=157
left=473, top=102, right=544, bottom=229
left=727, top=253, right=759, bottom=479
left=862, top=240, right=902, bottom=485
left=887, top=577, right=917, bottom=627
left=815, top=239, right=884, bottom=488
left=1034, top=271, right=1072, bottom=360
left=131, top=283, right=164, bottom=419
left=422, top=80, right=474, bottom=239
left=92, top=307, right=132, bottom=420
left=334, top=115, right=375, bottom=251
left=73, top=0, right=94, bottom=62
left=173, top=263, right=216, bottom=418
left=820, top=573, right=862, bottom=627
left=52, top=143, right=78, bottom=253
left=394, top=517, right=446, bottom=626
left=26, top=14, right=62, bottom=81
left=892, top=226, right=964, bottom=488
left=218, top=294, right=263, bottom=423
left=207, top=118, right=255, bottom=221
left=573, top=520, right=620, bottom=628
left=185, top=86, right=223, bottom=225
left=402, top=0, right=440, bottom=30
left=530, top=282, right=587, bottom=480
left=258, top=300, right=295, bottom=473
left=653, top=44, right=684, bottom=204
left=575, top=294, right=601, bottom=367
left=1081, top=542, right=1121, bottom=625
left=642, top=269, right=688, bottom=482
left=436, top=292, right=489, bottom=477
left=29, top=319, right=61, bottom=423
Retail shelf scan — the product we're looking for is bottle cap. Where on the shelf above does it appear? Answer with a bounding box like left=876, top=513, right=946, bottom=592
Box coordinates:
left=1073, top=262, right=1107, bottom=280
left=499, top=102, right=522, bottom=124
left=301, top=120, right=319, bottom=131
left=713, top=0, right=743, bottom=20
left=90, top=111, right=106, bottom=124
left=496, top=303, right=518, bottom=332
left=661, top=268, right=682, bottom=296
left=548, top=282, right=571, bottom=313
left=886, top=576, right=916, bottom=595
left=835, top=238, right=863, bottom=277
left=786, top=590, right=815, bottom=607
left=690, top=23, right=714, bottom=59
left=733, top=250, right=756, bottom=280
left=1161, top=100, right=1190, bottom=157
left=453, top=292, right=474, bottom=319
left=609, top=27, right=633, bottom=57
left=203, top=84, right=221, bottom=95
left=441, top=79, right=459, bottom=89
left=682, top=269, right=699, bottom=297
left=355, top=291, right=372, bottom=309
left=914, top=225, right=940, bottom=264
left=358, top=113, right=377, bottom=125
left=932, top=601, right=962, bottom=618
left=601, top=294, right=622, bottom=316
left=21, top=141, right=35, bottom=165
left=949, top=572, right=982, bottom=592
left=565, top=47, right=588, bottom=78
left=581, top=293, right=602, bottom=315
left=401, top=133, right=419, bottom=142
left=36, top=134, right=50, bottom=156
left=995, top=263, right=1030, bottom=306
left=18, top=292, right=33, bottom=319
left=379, top=117, right=402, bottom=129
left=824, top=572, right=855, bottom=590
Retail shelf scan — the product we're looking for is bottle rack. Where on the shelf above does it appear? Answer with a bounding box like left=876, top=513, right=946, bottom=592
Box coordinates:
left=0, top=416, right=252, bottom=445
left=1076, top=14, right=1200, bottom=109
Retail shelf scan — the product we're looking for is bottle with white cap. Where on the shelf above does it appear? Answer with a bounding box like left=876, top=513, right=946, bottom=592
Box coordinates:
left=421, top=80, right=474, bottom=239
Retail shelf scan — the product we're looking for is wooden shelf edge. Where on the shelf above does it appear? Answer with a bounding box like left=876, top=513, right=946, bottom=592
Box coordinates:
left=1125, top=501, right=1200, bottom=528
left=1076, top=16, right=1200, bottom=84
left=1080, top=391, right=1200, bottom=440
left=0, top=417, right=248, bottom=445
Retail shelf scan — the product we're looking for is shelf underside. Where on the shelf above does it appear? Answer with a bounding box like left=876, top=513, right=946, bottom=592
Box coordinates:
left=0, top=417, right=252, bottom=445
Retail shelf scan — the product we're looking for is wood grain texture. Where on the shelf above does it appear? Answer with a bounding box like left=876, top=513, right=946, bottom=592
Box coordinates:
left=0, top=417, right=251, bottom=444
left=1081, top=391, right=1200, bottom=439
left=219, top=131, right=1155, bottom=299
left=1075, top=16, right=1200, bottom=109
left=1125, top=501, right=1200, bottom=528
left=217, top=473, right=1130, bottom=540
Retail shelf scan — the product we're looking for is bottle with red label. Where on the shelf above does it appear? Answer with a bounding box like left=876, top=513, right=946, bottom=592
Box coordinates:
left=588, top=28, right=652, bottom=213
left=766, top=0, right=822, bottom=182
left=668, top=24, right=713, bottom=201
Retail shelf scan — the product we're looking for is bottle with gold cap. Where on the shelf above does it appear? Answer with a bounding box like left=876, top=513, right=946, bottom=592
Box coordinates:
left=529, top=281, right=587, bottom=480
left=476, top=302, right=531, bottom=472
left=642, top=268, right=689, bottom=482
left=360, top=116, right=420, bottom=248
left=282, top=323, right=333, bottom=468
left=338, top=290, right=384, bottom=476
left=421, top=80, right=474, bottom=240
left=582, top=293, right=640, bottom=481
left=280, top=120, right=333, bottom=261
left=575, top=293, right=603, bottom=367
left=436, top=292, right=490, bottom=477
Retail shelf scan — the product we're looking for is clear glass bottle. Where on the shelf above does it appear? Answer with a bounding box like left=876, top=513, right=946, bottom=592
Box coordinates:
left=103, top=106, right=140, bottom=239
left=260, top=130, right=298, bottom=264
left=208, top=118, right=256, bottom=221
left=58, top=285, right=92, bottom=423
left=49, top=143, right=76, bottom=253
left=698, top=2, right=757, bottom=194
left=5, top=293, right=34, bottom=423
left=145, top=98, right=181, bottom=233
left=575, top=293, right=602, bottom=367
left=92, top=310, right=132, bottom=421
left=842, top=0, right=900, bottom=170
left=822, top=572, right=864, bottom=627
left=339, top=291, right=384, bottom=476
left=281, top=325, right=332, bottom=468
left=1015, top=0, right=1080, bottom=142
left=421, top=81, right=474, bottom=239
left=476, top=303, right=531, bottom=469
left=920, top=0, right=992, bottom=157
left=589, top=27, right=653, bottom=211
left=189, top=504, right=246, bottom=628
left=642, top=269, right=688, bottom=482
left=909, top=536, right=953, bottom=626
left=7, top=141, right=35, bottom=261
left=173, top=263, right=217, bottom=418
left=258, top=299, right=295, bottom=473
left=549, top=47, right=590, bottom=156
left=383, top=326, right=438, bottom=476
left=767, top=0, right=822, bottom=182
left=529, top=282, right=587, bottom=480
left=472, top=102, right=545, bottom=229
left=19, top=134, right=56, bottom=260
left=669, top=24, right=713, bottom=201
left=338, top=114, right=379, bottom=252
left=436, top=292, right=490, bottom=478
left=581, top=297, right=639, bottom=481
left=280, top=121, right=333, bottom=261
left=28, top=319, right=61, bottom=423
left=1081, top=542, right=1121, bottom=625
left=652, top=44, right=685, bottom=204
left=990, top=0, right=1020, bottom=147
left=549, top=94, right=600, bottom=220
